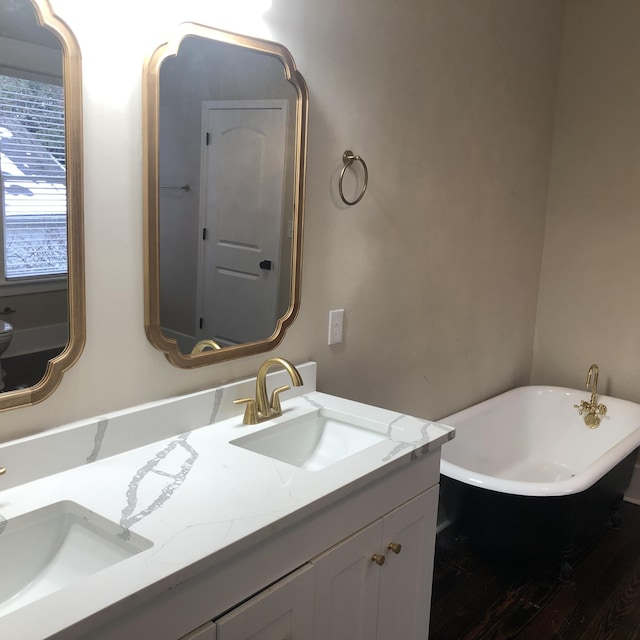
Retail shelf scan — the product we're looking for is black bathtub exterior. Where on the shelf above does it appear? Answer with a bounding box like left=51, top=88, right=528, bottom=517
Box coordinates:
left=440, top=448, right=639, bottom=563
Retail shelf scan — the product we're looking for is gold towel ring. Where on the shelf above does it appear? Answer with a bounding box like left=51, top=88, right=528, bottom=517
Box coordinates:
left=339, top=150, right=368, bottom=205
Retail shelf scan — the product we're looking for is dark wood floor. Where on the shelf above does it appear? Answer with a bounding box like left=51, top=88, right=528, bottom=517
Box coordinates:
left=430, top=501, right=640, bottom=640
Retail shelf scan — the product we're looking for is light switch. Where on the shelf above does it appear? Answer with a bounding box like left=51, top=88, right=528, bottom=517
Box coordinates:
left=328, top=309, right=344, bottom=345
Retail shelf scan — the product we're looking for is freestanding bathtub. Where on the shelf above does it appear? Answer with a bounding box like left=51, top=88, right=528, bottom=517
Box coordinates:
left=439, top=385, right=640, bottom=572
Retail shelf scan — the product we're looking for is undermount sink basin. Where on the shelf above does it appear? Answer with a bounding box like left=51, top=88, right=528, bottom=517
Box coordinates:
left=230, top=410, right=389, bottom=470
left=0, top=501, right=152, bottom=616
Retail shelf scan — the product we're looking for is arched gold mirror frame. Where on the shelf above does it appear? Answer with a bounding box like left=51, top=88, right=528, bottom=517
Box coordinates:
left=0, top=0, right=85, bottom=411
left=143, top=24, right=308, bottom=368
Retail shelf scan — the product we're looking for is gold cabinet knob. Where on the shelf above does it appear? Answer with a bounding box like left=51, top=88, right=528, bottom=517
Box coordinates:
left=0, top=467, right=5, bottom=476
left=388, top=542, right=402, bottom=555
left=371, top=553, right=386, bottom=566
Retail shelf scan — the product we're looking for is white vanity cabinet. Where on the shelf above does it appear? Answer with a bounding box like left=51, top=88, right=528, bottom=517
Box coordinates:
left=213, top=564, right=315, bottom=639
left=312, top=487, right=438, bottom=640
left=376, top=487, right=439, bottom=639
left=83, top=448, right=443, bottom=640
left=0, top=366, right=454, bottom=640
left=195, top=486, right=438, bottom=640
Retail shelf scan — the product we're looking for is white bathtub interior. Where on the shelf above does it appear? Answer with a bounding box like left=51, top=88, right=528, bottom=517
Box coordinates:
left=440, top=386, right=640, bottom=496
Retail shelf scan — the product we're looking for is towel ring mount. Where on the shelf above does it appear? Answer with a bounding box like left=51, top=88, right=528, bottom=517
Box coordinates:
left=339, top=150, right=368, bottom=206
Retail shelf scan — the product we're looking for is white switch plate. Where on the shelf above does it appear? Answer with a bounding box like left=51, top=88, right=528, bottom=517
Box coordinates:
left=328, top=309, right=344, bottom=345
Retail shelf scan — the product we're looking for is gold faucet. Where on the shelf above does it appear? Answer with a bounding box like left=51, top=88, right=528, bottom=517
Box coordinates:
left=191, top=339, right=222, bottom=354
left=234, top=357, right=303, bottom=424
left=574, top=363, right=608, bottom=428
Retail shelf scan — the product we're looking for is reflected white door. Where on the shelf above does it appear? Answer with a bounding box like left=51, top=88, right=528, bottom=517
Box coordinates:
left=198, top=99, right=288, bottom=346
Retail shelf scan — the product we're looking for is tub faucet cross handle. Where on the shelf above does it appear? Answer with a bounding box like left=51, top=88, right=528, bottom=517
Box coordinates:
left=574, top=363, right=607, bottom=428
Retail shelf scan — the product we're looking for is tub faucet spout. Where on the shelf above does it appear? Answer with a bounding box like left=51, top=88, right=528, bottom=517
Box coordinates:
left=574, top=363, right=607, bottom=428
left=587, top=363, right=599, bottom=403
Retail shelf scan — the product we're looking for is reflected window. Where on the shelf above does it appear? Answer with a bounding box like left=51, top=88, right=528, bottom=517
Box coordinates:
left=0, top=73, right=67, bottom=282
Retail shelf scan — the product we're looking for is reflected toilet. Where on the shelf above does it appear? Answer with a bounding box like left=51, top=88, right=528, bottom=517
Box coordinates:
left=0, top=321, right=13, bottom=391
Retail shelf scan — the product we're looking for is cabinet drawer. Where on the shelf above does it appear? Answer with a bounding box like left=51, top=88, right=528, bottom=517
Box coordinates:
left=214, top=564, right=314, bottom=639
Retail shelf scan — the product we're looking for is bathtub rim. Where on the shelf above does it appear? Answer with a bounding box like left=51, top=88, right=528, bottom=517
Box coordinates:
left=439, top=385, right=640, bottom=497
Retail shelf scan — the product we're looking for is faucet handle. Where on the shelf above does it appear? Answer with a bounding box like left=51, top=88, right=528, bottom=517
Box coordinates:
left=574, top=400, right=589, bottom=415
left=269, top=385, right=290, bottom=415
left=233, top=397, right=258, bottom=425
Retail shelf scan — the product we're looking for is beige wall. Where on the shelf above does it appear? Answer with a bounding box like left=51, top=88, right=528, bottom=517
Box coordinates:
left=270, top=0, right=564, bottom=420
left=532, top=0, right=640, bottom=402
left=0, top=0, right=564, bottom=442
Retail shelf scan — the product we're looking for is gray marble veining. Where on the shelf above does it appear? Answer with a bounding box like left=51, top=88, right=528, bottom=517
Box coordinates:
left=86, top=419, right=109, bottom=464
left=209, top=388, right=224, bottom=425
left=120, top=433, right=199, bottom=532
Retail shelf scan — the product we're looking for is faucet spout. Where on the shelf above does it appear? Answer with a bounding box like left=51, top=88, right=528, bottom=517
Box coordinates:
left=256, top=357, right=303, bottom=419
left=234, top=357, right=303, bottom=424
left=190, top=339, right=222, bottom=354
left=574, top=363, right=607, bottom=428
left=586, top=363, right=599, bottom=399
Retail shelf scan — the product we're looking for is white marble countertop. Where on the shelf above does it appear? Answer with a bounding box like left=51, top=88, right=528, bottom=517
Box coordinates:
left=0, top=363, right=454, bottom=639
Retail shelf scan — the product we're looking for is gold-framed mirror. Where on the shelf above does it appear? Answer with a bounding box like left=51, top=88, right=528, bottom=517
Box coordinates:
left=143, top=24, right=308, bottom=368
left=0, top=0, right=84, bottom=410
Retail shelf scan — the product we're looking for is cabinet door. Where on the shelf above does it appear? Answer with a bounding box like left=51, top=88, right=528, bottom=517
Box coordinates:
left=214, top=563, right=314, bottom=640
left=311, top=520, right=383, bottom=640
left=179, top=622, right=217, bottom=639
left=376, top=486, right=439, bottom=640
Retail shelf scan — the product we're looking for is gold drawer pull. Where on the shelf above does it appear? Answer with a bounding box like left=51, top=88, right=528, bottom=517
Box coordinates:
left=388, top=542, right=402, bottom=555
left=371, top=553, right=386, bottom=566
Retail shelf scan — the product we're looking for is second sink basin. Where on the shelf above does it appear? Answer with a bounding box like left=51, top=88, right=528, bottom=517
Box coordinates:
left=230, top=409, right=388, bottom=470
left=0, top=501, right=152, bottom=616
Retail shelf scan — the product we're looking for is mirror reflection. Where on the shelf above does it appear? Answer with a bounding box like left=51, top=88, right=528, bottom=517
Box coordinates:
left=0, top=0, right=84, bottom=407
left=144, top=25, right=308, bottom=367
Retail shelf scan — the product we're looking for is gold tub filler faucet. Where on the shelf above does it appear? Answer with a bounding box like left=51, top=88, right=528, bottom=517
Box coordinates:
left=574, top=363, right=608, bottom=428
